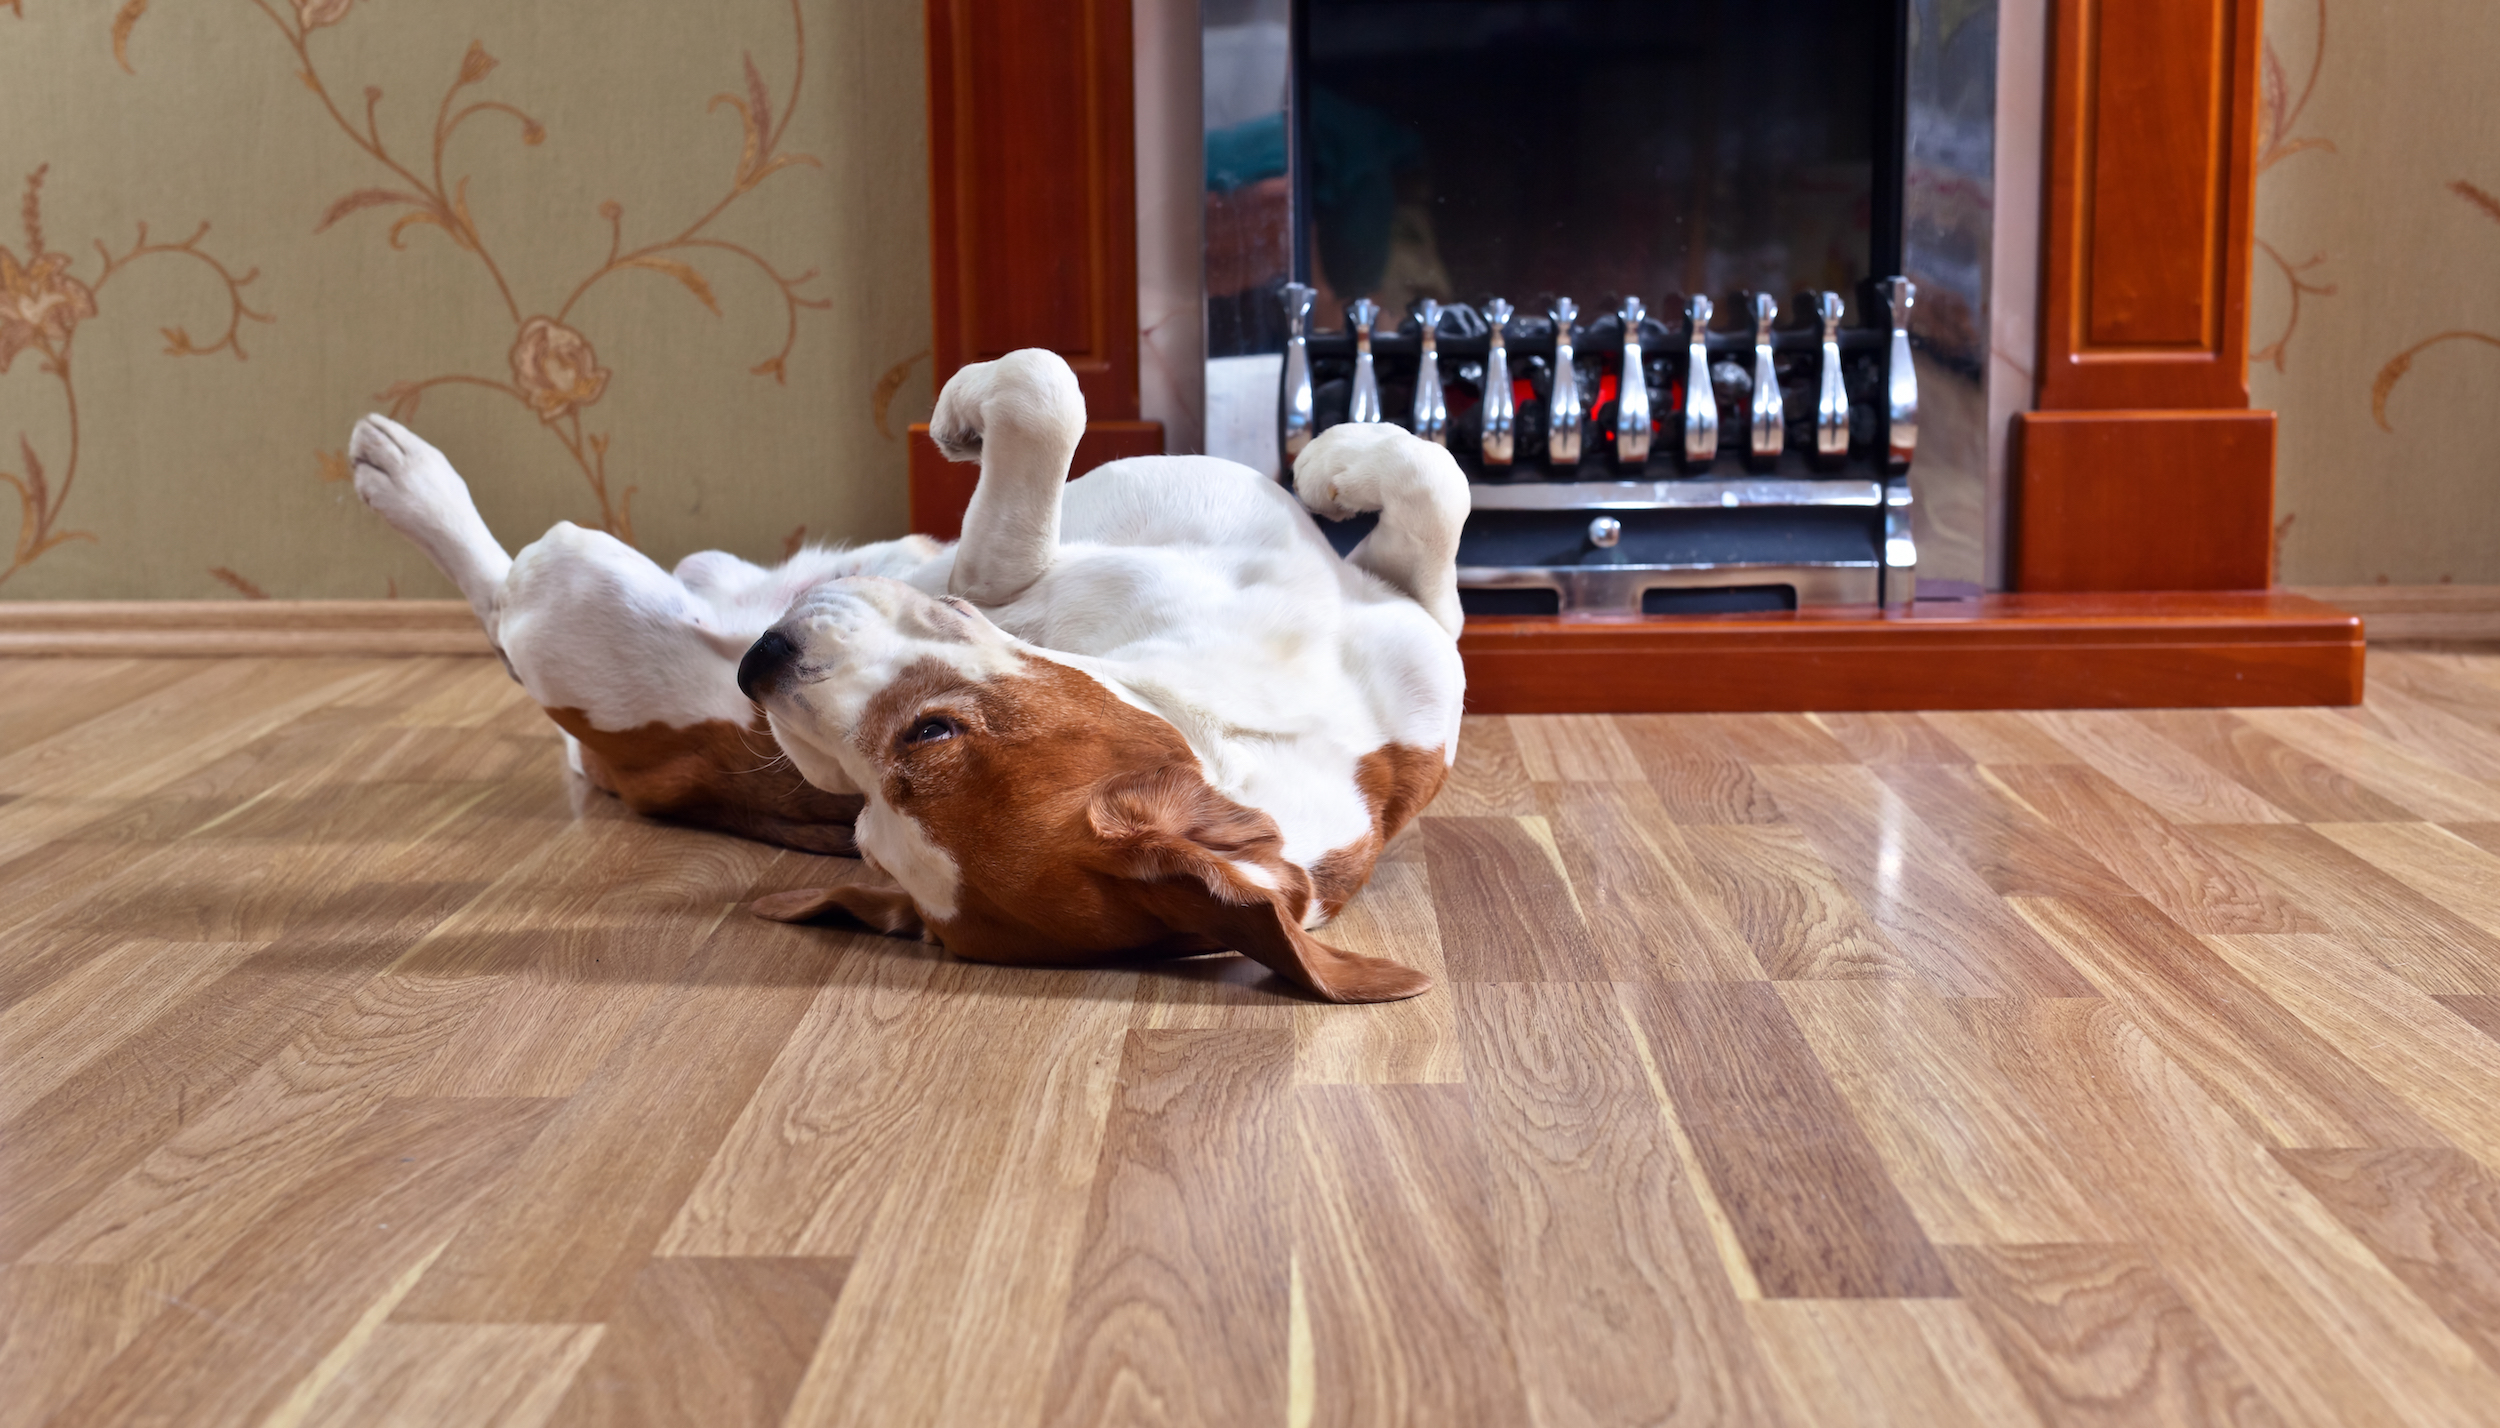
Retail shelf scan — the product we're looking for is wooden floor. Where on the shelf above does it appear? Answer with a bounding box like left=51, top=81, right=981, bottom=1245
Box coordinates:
left=8, top=653, right=2500, bottom=1427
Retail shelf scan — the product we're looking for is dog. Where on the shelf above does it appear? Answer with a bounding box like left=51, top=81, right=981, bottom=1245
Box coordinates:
left=351, top=347, right=1467, bottom=1001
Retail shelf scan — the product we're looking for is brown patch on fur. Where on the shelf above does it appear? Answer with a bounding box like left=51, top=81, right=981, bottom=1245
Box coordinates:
left=544, top=706, right=862, bottom=855
left=839, top=653, right=1431, bottom=1002
left=1309, top=742, right=1450, bottom=918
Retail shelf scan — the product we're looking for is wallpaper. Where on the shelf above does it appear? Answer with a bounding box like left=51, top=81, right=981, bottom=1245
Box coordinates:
left=6, top=0, right=2490, bottom=599
left=2252, top=0, right=2500, bottom=585
left=0, top=0, right=933, bottom=599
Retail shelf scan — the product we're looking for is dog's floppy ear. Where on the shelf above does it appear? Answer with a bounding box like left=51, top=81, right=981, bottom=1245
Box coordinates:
left=1089, top=767, right=1432, bottom=1003
left=750, top=883, right=930, bottom=941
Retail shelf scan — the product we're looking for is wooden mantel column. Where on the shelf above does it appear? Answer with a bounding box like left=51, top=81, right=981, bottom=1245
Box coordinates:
left=2013, top=0, right=2277, bottom=591
left=910, top=0, right=1166, bottom=539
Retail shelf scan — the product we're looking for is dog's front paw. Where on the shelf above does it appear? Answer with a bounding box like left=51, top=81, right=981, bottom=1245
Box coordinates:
left=927, top=349, right=1086, bottom=464
left=349, top=414, right=472, bottom=528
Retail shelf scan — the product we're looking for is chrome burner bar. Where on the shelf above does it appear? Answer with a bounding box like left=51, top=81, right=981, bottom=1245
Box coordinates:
left=1467, top=478, right=1882, bottom=511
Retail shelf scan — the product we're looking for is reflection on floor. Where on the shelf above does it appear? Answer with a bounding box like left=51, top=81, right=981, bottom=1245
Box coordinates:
left=6, top=648, right=2500, bottom=1426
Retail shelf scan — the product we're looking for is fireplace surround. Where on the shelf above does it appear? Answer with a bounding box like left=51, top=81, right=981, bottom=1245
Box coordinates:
left=910, top=0, right=2358, bottom=710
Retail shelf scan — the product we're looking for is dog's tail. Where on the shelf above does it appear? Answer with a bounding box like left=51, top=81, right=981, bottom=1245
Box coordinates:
left=349, top=414, right=515, bottom=649
left=1291, top=423, right=1469, bottom=637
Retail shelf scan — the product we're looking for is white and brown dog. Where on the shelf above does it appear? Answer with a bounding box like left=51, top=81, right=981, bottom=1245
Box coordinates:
left=352, top=348, right=1467, bottom=1001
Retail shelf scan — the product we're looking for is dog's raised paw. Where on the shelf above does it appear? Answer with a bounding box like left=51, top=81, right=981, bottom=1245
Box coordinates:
left=349, top=414, right=475, bottom=531
left=927, top=348, right=1085, bottom=464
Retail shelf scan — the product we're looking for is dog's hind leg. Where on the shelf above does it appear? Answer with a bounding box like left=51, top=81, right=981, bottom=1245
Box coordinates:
left=1290, top=423, right=1470, bottom=637
left=927, top=349, right=1086, bottom=606
left=350, top=415, right=515, bottom=646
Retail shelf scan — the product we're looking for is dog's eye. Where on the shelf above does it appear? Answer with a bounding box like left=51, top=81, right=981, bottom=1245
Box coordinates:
left=903, top=715, right=960, bottom=747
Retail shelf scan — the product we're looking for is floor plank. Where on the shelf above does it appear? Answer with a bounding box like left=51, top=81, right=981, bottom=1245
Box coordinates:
left=1623, top=980, right=1958, bottom=1298
left=1294, top=1083, right=1529, bottom=1427
left=1939, top=1243, right=2287, bottom=1427
left=1420, top=815, right=1606, bottom=981
left=44, top=1096, right=560, bottom=1428
left=1458, top=982, right=1788, bottom=1425
left=546, top=1258, right=849, bottom=1428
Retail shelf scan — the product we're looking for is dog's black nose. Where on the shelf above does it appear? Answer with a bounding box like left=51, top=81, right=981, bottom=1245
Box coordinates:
left=738, top=627, right=801, bottom=701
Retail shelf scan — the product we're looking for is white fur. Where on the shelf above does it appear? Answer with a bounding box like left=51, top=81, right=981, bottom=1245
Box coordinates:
left=855, top=796, right=964, bottom=921
left=350, top=348, right=1469, bottom=890
left=766, top=350, right=1470, bottom=882
left=350, top=412, right=936, bottom=793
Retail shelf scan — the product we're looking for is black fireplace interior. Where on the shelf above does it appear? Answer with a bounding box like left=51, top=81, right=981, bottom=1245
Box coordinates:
left=1227, top=0, right=1924, bottom=614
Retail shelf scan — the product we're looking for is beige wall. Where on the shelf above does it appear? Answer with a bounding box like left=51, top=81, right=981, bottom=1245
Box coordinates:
left=10, top=0, right=2489, bottom=600
left=0, top=0, right=932, bottom=599
left=2253, top=0, right=2500, bottom=585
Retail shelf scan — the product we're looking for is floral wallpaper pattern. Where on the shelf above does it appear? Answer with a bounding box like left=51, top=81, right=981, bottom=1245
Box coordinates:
left=2252, top=0, right=2500, bottom=585
left=0, top=0, right=931, bottom=597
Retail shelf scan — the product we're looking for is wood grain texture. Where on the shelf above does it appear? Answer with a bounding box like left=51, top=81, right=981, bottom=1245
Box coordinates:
left=1534, top=781, right=1766, bottom=980
left=1039, top=1030, right=1290, bottom=1428
left=1624, top=981, right=1956, bottom=1299
left=1951, top=998, right=2500, bottom=1426
left=547, top=1258, right=849, bottom=1428
left=1747, top=1300, right=2045, bottom=1428
left=2021, top=711, right=2297, bottom=825
left=1419, top=815, right=1605, bottom=981
left=1613, top=714, right=1788, bottom=823
left=301, top=1323, right=603, bottom=1428
left=2037, top=0, right=2259, bottom=409
left=1673, top=823, right=1909, bottom=981
left=1295, top=1084, right=1528, bottom=1427
left=2189, top=823, right=2500, bottom=994
left=2274, top=1148, right=2500, bottom=1377
left=2202, top=934, right=2500, bottom=1172
left=0, top=600, right=491, bottom=657
left=46, top=1096, right=560, bottom=1428
left=1984, top=764, right=2318, bottom=935
left=2012, top=413, right=2276, bottom=591
left=2007, top=897, right=2446, bottom=1149
left=390, top=921, right=841, bottom=1323
left=1940, top=1244, right=2286, bottom=1427
left=1458, top=593, right=2362, bottom=714
left=1755, top=763, right=2094, bottom=998
left=1294, top=862, right=1460, bottom=1084
left=923, top=0, right=1139, bottom=417
left=1457, top=982, right=1787, bottom=1425
left=1781, top=982, right=2124, bottom=1243
left=4, top=654, right=2500, bottom=1423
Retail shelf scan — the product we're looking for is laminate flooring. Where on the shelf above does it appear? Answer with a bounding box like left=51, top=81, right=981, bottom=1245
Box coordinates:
left=7, top=650, right=2500, bottom=1425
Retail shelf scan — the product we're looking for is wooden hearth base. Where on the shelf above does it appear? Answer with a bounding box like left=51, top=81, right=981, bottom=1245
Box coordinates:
left=1459, top=591, right=2361, bottom=712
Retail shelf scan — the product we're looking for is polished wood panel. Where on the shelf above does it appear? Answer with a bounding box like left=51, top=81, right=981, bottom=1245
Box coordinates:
left=924, top=0, right=1139, bottom=417
left=1457, top=592, right=2362, bottom=713
left=2012, top=410, right=2276, bottom=591
left=7, top=650, right=2500, bottom=1422
left=2039, top=0, right=2259, bottom=410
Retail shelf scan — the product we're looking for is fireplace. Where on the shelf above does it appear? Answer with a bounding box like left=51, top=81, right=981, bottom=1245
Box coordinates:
left=1195, top=0, right=1999, bottom=614
left=917, top=0, right=2347, bottom=711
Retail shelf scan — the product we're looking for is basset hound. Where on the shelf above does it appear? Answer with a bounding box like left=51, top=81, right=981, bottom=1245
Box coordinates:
left=351, top=347, right=1467, bottom=1001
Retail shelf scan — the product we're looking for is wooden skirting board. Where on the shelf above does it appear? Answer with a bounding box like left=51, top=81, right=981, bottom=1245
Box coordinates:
left=1, top=589, right=2367, bottom=711
left=0, top=600, right=493, bottom=658
left=2291, top=585, right=2500, bottom=644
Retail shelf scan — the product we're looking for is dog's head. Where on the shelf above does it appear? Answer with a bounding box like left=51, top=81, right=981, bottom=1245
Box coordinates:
left=737, top=576, right=1430, bottom=1002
